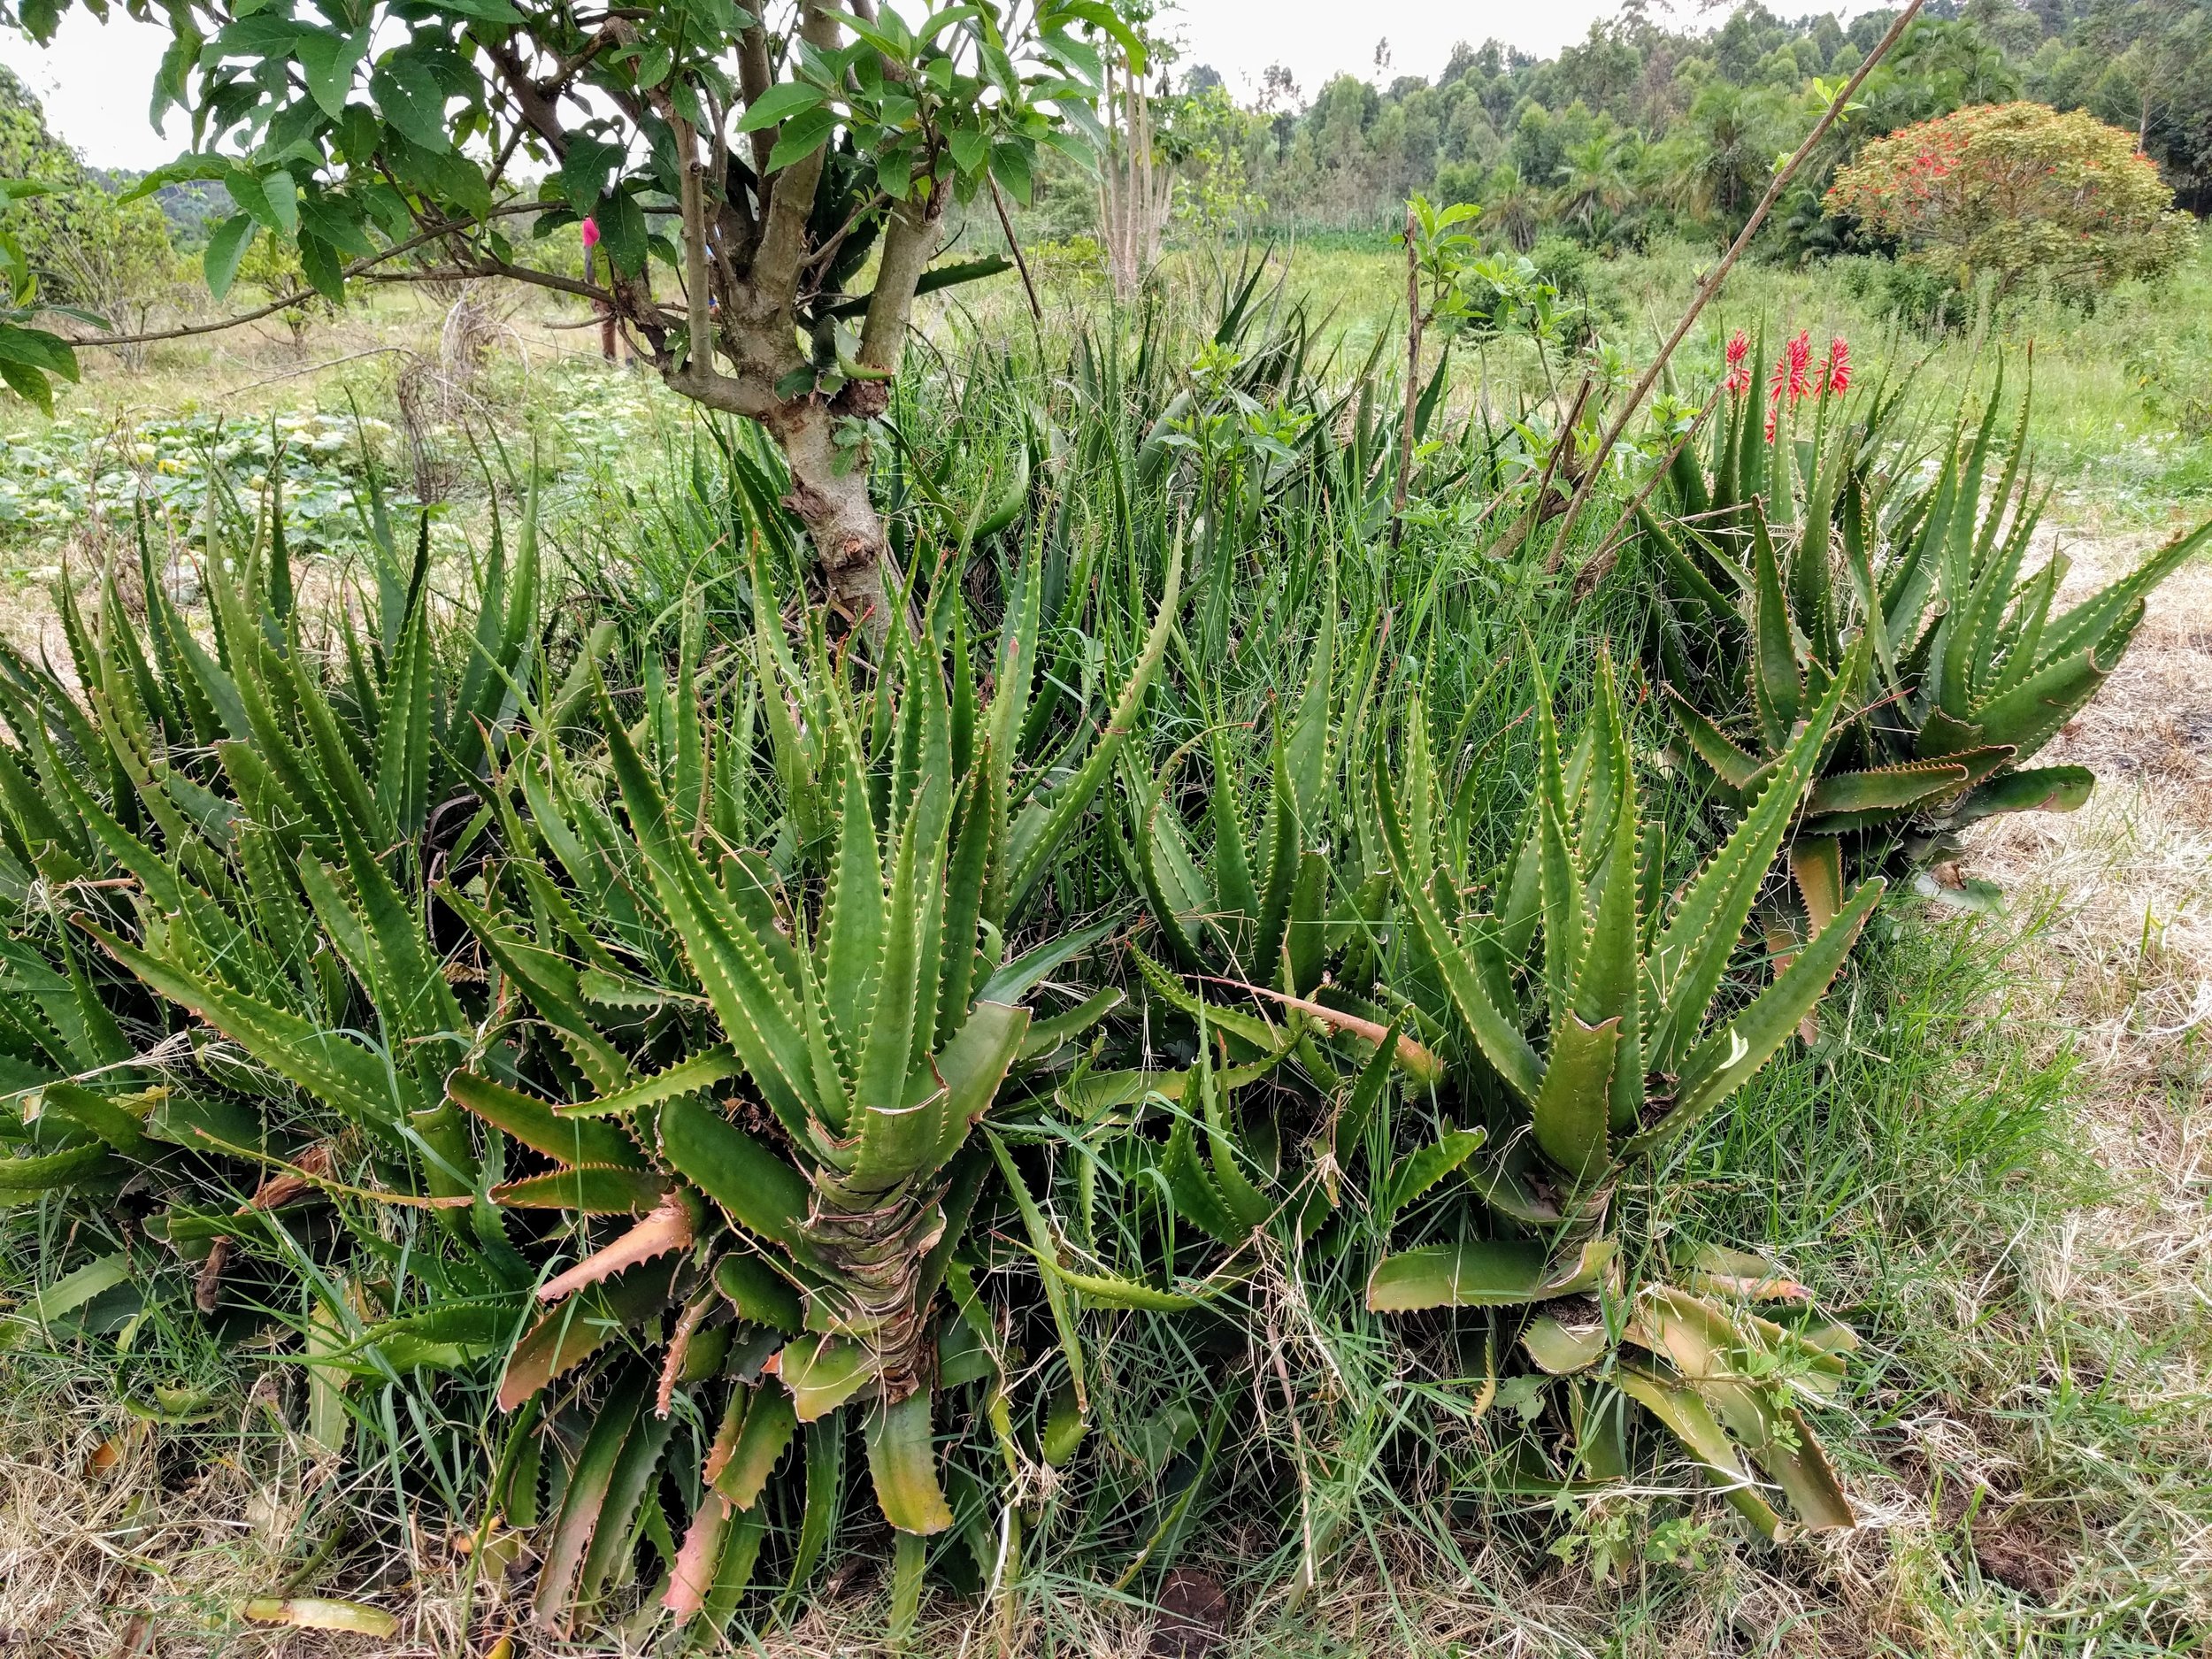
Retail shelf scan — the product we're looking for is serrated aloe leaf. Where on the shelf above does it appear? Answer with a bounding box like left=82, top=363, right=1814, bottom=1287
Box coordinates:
left=1950, top=764, right=2094, bottom=827
left=555, top=1048, right=741, bottom=1119
left=2033, top=518, right=2208, bottom=671
left=1644, top=637, right=1860, bottom=1075
left=42, top=1082, right=154, bottom=1160
left=490, top=1165, right=669, bottom=1214
left=1379, top=1126, right=1486, bottom=1225
left=1018, top=986, right=1125, bottom=1061
left=1749, top=509, right=1801, bottom=752
left=1964, top=642, right=2111, bottom=763
left=1523, top=1314, right=1609, bottom=1375
left=819, top=752, right=886, bottom=1070
left=1631, top=877, right=1884, bottom=1162
left=1373, top=759, right=1541, bottom=1103
left=847, top=1001, right=1026, bottom=1195
left=714, top=1380, right=798, bottom=1510
left=448, top=1071, right=647, bottom=1171
left=0, top=1141, right=119, bottom=1202
left=781, top=1414, right=845, bottom=1605
left=1804, top=761, right=1969, bottom=818
left=442, top=887, right=633, bottom=1095
left=1039, top=1259, right=1209, bottom=1311
left=1613, top=1361, right=1780, bottom=1540
left=599, top=677, right=821, bottom=1139
left=573, top=1402, right=674, bottom=1615
left=88, top=926, right=410, bottom=1143
left=996, top=537, right=1181, bottom=925
left=1532, top=684, right=1583, bottom=1032
left=531, top=1366, right=648, bottom=1626
left=1365, top=1236, right=1614, bottom=1311
left=1789, top=839, right=1845, bottom=935
left=714, top=1251, right=805, bottom=1333
left=1664, top=686, right=1762, bottom=790
left=935, top=754, right=996, bottom=1046
left=657, top=1094, right=808, bottom=1248
left=498, top=1259, right=686, bottom=1413
left=536, top=1192, right=697, bottom=1306
left=771, top=1334, right=876, bottom=1422
left=1532, top=1014, right=1619, bottom=1186
left=865, top=1390, right=955, bottom=1536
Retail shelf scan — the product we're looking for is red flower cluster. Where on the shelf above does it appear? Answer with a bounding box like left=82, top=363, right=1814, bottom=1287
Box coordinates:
left=1763, top=330, right=1846, bottom=439
left=1820, top=336, right=1851, bottom=396
left=1723, top=329, right=1752, bottom=396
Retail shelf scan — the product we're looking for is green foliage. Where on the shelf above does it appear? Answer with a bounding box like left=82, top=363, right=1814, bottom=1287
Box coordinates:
left=1826, top=101, right=2199, bottom=302
left=1649, top=343, right=2211, bottom=917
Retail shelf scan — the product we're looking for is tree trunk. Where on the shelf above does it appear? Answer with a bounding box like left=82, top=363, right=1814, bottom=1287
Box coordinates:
left=767, top=396, right=894, bottom=638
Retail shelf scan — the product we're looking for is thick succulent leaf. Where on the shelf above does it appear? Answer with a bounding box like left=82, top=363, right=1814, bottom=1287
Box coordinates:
left=1522, top=1314, right=1609, bottom=1375
left=531, top=1367, right=649, bottom=1626
left=713, top=1381, right=798, bottom=1510
left=1532, top=1014, right=1620, bottom=1187
left=497, top=1257, right=685, bottom=1411
left=847, top=1002, right=1027, bottom=1195
left=491, top=1165, right=669, bottom=1214
left=1803, top=761, right=1968, bottom=820
left=1373, top=759, right=1542, bottom=1103
left=1749, top=510, right=1802, bottom=752
left=1962, top=642, right=2114, bottom=766
left=2032, top=519, right=2208, bottom=672
left=657, top=1093, right=809, bottom=1249
left=714, top=1251, right=805, bottom=1332
left=536, top=1192, right=696, bottom=1306
left=865, top=1390, right=955, bottom=1536
left=1643, top=637, right=1860, bottom=1075
left=1663, top=686, right=1762, bottom=790
left=997, top=537, right=1181, bottom=924
left=573, top=1400, right=675, bottom=1615
left=89, top=926, right=410, bottom=1143
left=1950, top=764, right=2094, bottom=827
left=1789, top=839, right=1844, bottom=936
left=1630, top=877, right=1885, bottom=1161
left=599, top=679, right=822, bottom=1137
left=1379, top=1126, right=1486, bottom=1225
left=555, top=1047, right=742, bottom=1119
left=770, top=1334, right=876, bottom=1422
left=1365, top=1236, right=1615, bottom=1311
left=442, top=887, right=634, bottom=1094
left=1613, top=1362, right=1781, bottom=1539
left=448, top=1071, right=647, bottom=1171
left=0, top=1141, right=119, bottom=1202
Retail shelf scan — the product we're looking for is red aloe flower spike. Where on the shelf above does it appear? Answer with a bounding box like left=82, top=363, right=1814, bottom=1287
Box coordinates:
left=1824, top=336, right=1852, bottom=396
left=1724, top=328, right=1752, bottom=396
left=1786, top=330, right=1813, bottom=404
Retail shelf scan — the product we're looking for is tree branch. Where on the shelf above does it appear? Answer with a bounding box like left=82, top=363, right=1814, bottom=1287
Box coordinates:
left=856, top=190, right=942, bottom=373
left=65, top=204, right=552, bottom=349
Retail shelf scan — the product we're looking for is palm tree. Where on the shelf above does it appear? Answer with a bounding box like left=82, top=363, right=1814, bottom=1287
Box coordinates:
left=1554, top=133, right=1639, bottom=241
left=1482, top=163, right=1543, bottom=251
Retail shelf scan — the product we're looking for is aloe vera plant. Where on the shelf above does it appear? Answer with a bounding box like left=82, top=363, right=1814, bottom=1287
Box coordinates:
left=1363, top=649, right=1882, bottom=1535
left=446, top=542, right=1181, bottom=1634
left=0, top=472, right=545, bottom=1431
left=1650, top=361, right=2210, bottom=919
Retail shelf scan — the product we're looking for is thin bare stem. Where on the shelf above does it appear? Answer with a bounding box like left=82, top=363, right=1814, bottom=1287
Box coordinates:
left=1546, top=0, right=1925, bottom=558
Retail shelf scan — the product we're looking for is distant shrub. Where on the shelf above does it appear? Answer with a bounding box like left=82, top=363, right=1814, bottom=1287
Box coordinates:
left=1825, top=102, right=2195, bottom=303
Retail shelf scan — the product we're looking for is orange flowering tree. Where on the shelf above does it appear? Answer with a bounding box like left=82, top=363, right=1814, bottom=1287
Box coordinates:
left=1824, top=101, right=2196, bottom=302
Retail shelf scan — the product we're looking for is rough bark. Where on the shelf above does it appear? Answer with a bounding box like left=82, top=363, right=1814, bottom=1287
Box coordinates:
left=768, top=395, right=894, bottom=634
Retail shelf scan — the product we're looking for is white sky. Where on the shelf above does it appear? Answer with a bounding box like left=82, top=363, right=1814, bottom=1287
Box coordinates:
left=0, top=1, right=1884, bottom=173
